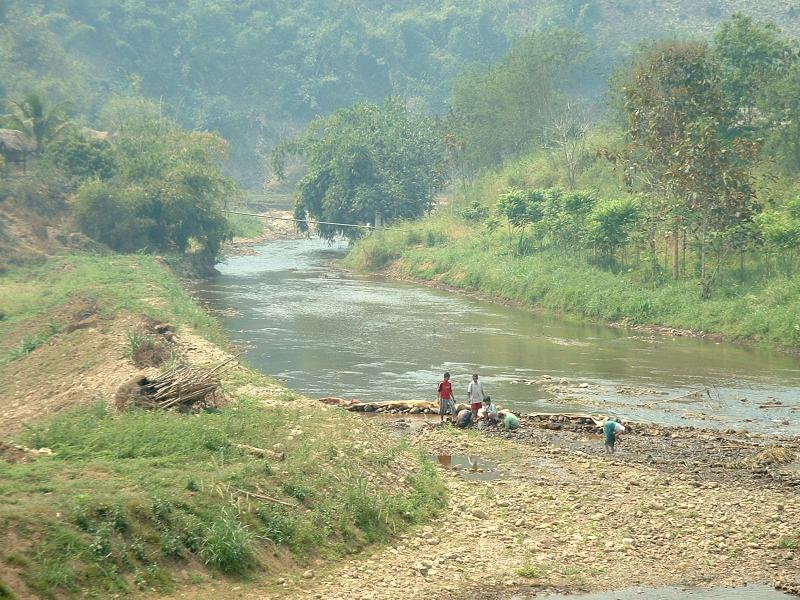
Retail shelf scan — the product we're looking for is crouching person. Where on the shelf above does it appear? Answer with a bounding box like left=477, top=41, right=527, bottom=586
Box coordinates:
left=498, top=410, right=520, bottom=431
left=453, top=408, right=474, bottom=429
left=478, top=396, right=499, bottom=426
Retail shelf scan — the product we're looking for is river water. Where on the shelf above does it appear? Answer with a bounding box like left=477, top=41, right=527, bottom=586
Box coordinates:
left=196, top=238, right=800, bottom=434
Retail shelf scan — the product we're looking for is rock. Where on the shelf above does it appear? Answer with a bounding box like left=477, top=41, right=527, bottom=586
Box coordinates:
left=471, top=508, right=488, bottom=519
left=303, top=569, right=314, bottom=579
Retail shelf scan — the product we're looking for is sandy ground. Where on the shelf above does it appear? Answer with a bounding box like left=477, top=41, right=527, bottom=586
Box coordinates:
left=0, top=303, right=230, bottom=434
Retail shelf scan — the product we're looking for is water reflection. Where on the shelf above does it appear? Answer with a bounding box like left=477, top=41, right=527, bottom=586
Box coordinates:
left=196, top=238, right=800, bottom=434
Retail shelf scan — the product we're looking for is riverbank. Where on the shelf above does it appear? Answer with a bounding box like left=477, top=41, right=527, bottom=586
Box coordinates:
left=0, top=253, right=446, bottom=598
left=152, top=412, right=800, bottom=599
left=223, top=209, right=306, bottom=258
left=343, top=215, right=800, bottom=350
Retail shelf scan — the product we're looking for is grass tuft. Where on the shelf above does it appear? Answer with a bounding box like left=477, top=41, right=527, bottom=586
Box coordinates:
left=201, top=509, right=254, bottom=573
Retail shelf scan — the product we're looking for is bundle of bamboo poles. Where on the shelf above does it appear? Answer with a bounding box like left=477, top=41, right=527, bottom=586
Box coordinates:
left=131, top=355, right=237, bottom=410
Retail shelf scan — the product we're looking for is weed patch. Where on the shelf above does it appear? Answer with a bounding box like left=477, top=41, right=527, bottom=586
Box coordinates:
left=1, top=392, right=446, bottom=597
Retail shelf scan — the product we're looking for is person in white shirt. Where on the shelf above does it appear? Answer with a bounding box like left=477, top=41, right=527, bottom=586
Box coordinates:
left=478, top=396, right=499, bottom=426
left=467, top=373, right=486, bottom=417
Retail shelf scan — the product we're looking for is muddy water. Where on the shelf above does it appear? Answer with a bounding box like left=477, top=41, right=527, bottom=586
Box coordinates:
left=197, top=238, right=800, bottom=434
left=521, top=585, right=793, bottom=599
left=432, top=454, right=501, bottom=481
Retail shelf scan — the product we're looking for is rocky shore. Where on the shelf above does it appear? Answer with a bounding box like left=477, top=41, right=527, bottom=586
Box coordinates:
left=261, top=415, right=800, bottom=600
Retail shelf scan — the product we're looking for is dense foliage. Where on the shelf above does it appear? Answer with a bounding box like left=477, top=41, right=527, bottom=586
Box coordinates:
left=70, top=99, right=235, bottom=266
left=450, top=29, right=588, bottom=172
left=349, top=12, right=800, bottom=348
left=272, top=98, right=447, bottom=240
left=459, top=15, right=800, bottom=298
left=0, top=92, right=236, bottom=269
left=3, top=1, right=798, bottom=182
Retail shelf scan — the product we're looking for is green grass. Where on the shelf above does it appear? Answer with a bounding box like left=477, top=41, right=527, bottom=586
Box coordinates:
left=0, top=321, right=60, bottom=365
left=226, top=213, right=264, bottom=239
left=0, top=251, right=447, bottom=598
left=0, top=253, right=225, bottom=346
left=345, top=208, right=800, bottom=348
left=1, top=381, right=446, bottom=596
left=778, top=537, right=799, bottom=550
left=517, top=563, right=549, bottom=579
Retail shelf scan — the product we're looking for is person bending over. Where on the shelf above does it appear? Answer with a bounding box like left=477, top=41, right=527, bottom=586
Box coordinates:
left=498, top=410, right=520, bottom=431
left=453, top=408, right=474, bottom=429
left=603, top=418, right=626, bottom=453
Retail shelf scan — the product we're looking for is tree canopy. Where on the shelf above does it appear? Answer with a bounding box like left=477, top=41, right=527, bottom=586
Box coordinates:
left=70, top=99, right=235, bottom=268
left=449, top=29, right=588, bottom=172
left=272, top=98, right=447, bottom=240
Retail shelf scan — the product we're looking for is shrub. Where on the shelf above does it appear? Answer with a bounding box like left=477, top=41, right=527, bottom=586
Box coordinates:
left=72, top=180, right=150, bottom=252
left=125, top=329, right=171, bottom=367
left=46, top=128, right=116, bottom=181
left=201, top=510, right=253, bottom=573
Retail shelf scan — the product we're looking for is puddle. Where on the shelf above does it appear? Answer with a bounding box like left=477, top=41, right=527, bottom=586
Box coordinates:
left=515, top=585, right=793, bottom=599
left=432, top=454, right=502, bottom=481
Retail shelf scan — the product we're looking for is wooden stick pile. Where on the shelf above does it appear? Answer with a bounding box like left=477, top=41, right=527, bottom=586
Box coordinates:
left=131, top=355, right=237, bottom=410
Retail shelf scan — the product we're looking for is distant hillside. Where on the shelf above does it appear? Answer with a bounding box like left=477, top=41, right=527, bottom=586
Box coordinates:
left=580, top=0, right=799, bottom=40
left=2, top=0, right=798, bottom=185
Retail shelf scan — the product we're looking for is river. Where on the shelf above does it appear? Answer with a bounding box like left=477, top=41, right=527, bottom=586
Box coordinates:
left=196, top=238, right=800, bottom=434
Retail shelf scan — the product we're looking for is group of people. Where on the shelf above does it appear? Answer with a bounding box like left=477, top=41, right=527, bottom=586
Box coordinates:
left=436, top=372, right=520, bottom=431
left=436, top=371, right=627, bottom=452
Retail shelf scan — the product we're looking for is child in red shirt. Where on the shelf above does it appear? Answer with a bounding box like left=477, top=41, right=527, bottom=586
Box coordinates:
left=437, top=372, right=455, bottom=422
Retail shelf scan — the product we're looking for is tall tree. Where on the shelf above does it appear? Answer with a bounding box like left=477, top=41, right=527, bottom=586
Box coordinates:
left=449, top=29, right=587, bottom=172
left=714, top=13, right=795, bottom=125
left=272, top=97, right=448, bottom=241
left=759, top=62, right=800, bottom=172
left=620, top=42, right=759, bottom=293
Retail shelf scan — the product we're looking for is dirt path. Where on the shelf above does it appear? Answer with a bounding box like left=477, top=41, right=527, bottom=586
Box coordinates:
left=158, top=419, right=800, bottom=600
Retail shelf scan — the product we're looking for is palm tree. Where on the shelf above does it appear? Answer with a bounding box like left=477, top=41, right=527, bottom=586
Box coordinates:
left=4, top=92, right=72, bottom=151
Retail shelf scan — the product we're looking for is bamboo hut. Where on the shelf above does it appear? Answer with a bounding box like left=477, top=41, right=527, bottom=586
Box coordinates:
left=0, top=129, right=35, bottom=172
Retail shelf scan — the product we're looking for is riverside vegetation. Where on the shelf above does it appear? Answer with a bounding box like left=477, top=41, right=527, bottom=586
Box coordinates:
left=5, top=1, right=798, bottom=183
left=345, top=14, right=800, bottom=349
left=0, top=254, right=446, bottom=598
left=5, top=2, right=800, bottom=598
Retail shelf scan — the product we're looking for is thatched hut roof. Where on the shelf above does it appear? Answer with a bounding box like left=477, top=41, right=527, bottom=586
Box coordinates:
left=0, top=129, right=35, bottom=153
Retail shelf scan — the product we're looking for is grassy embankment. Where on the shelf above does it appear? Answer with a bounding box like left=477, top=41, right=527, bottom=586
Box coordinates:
left=226, top=213, right=265, bottom=240
left=345, top=147, right=800, bottom=348
left=0, top=253, right=445, bottom=598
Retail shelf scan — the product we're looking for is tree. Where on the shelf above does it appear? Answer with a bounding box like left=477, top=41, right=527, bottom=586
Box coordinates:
left=272, top=97, right=447, bottom=241
left=4, top=92, right=71, bottom=151
left=586, top=198, right=639, bottom=266
left=714, top=13, right=795, bottom=126
left=759, top=63, right=800, bottom=171
left=450, top=29, right=587, bottom=171
left=620, top=42, right=759, bottom=293
left=73, top=103, right=236, bottom=266
left=545, top=101, right=592, bottom=189
left=45, top=127, right=116, bottom=180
